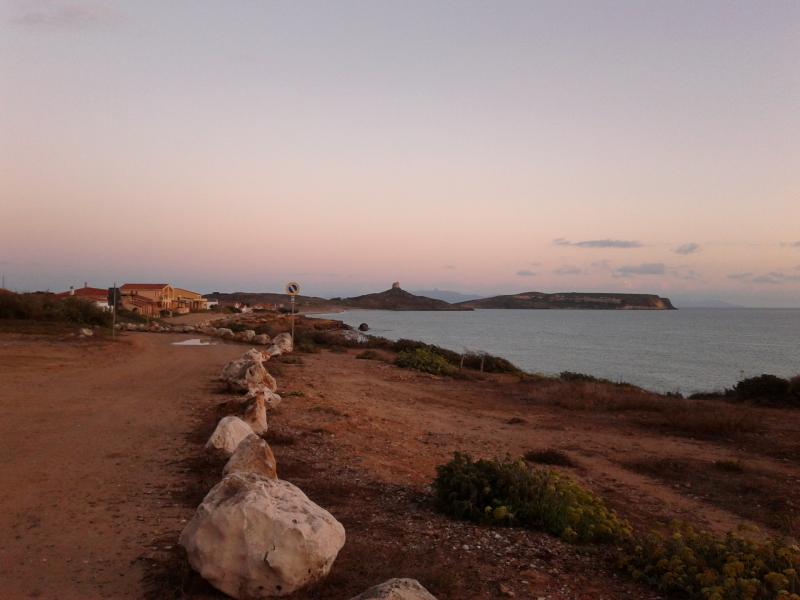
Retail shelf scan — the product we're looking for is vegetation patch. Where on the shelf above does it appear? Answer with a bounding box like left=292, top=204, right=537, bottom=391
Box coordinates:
left=559, top=371, right=647, bottom=391
left=355, top=349, right=383, bottom=361
left=641, top=404, right=762, bottom=439
left=619, top=523, right=800, bottom=600
left=734, top=374, right=796, bottom=407
left=524, top=449, right=577, bottom=467
left=623, top=457, right=798, bottom=536
left=395, top=348, right=459, bottom=377
left=433, top=453, right=630, bottom=543
left=0, top=291, right=111, bottom=327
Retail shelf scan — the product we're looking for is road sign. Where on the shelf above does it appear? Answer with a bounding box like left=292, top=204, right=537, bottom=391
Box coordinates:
left=286, top=281, right=300, bottom=296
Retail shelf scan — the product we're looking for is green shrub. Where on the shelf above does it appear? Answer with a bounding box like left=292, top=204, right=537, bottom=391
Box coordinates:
left=433, top=453, right=630, bottom=543
left=560, top=371, right=639, bottom=389
left=356, top=349, right=382, bottom=360
left=789, top=376, right=800, bottom=399
left=524, top=449, right=577, bottom=467
left=395, top=348, right=457, bottom=376
left=0, top=292, right=111, bottom=327
left=734, top=374, right=790, bottom=404
left=619, top=523, right=800, bottom=600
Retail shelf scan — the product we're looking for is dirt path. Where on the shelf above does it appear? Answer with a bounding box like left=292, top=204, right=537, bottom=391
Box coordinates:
left=0, top=332, right=242, bottom=599
left=2, top=331, right=796, bottom=599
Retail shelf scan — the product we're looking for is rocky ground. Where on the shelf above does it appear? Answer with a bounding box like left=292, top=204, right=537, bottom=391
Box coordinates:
left=1, top=322, right=798, bottom=599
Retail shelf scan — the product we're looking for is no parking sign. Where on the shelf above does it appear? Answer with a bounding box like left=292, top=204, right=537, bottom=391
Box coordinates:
left=285, top=281, right=300, bottom=296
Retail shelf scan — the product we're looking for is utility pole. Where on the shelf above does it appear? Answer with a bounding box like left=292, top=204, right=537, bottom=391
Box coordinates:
left=111, top=281, right=117, bottom=339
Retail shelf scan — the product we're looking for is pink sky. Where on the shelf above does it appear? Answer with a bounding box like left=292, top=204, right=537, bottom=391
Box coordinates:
left=1, top=1, right=799, bottom=306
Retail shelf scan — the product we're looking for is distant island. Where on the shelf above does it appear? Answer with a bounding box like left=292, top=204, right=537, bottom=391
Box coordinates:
left=332, top=282, right=471, bottom=311
left=457, top=291, right=675, bottom=310
left=207, top=284, right=675, bottom=311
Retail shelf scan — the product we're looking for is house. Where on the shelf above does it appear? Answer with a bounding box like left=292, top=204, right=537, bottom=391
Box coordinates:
left=56, top=284, right=112, bottom=311
left=173, top=288, right=208, bottom=314
left=119, top=283, right=174, bottom=317
left=118, top=283, right=208, bottom=316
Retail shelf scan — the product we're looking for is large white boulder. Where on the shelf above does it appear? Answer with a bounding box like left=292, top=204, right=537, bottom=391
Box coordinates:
left=221, top=349, right=277, bottom=394
left=179, top=473, right=346, bottom=598
left=350, top=579, right=438, bottom=600
left=217, top=327, right=235, bottom=339
left=236, top=329, right=256, bottom=342
left=205, top=416, right=254, bottom=458
left=242, top=393, right=268, bottom=434
left=244, top=387, right=283, bottom=412
left=253, top=333, right=271, bottom=345
left=264, top=332, right=293, bottom=357
left=223, top=434, right=277, bottom=479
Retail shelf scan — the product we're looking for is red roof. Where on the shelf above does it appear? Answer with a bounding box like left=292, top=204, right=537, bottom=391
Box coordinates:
left=56, top=286, right=108, bottom=300
left=121, top=283, right=169, bottom=291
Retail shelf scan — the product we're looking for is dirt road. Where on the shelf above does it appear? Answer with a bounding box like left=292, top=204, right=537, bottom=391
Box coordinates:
left=0, top=332, right=241, bottom=599
left=2, top=329, right=797, bottom=600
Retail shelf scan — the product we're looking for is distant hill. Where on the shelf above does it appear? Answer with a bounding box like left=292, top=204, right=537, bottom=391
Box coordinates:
left=334, top=283, right=471, bottom=311
left=204, top=291, right=332, bottom=310
left=459, top=291, right=675, bottom=310
left=412, top=289, right=483, bottom=303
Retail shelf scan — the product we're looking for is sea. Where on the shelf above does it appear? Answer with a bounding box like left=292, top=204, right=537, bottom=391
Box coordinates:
left=311, top=308, right=800, bottom=394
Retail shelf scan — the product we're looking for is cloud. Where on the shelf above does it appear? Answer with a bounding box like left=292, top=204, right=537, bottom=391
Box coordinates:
left=10, top=1, right=114, bottom=28
left=554, top=238, right=642, bottom=249
left=516, top=269, right=536, bottom=277
left=670, top=267, right=702, bottom=281
left=781, top=241, right=800, bottom=249
left=674, top=243, right=700, bottom=255
left=442, top=265, right=456, bottom=270
left=554, top=265, right=582, bottom=275
left=728, top=272, right=752, bottom=280
left=729, top=271, right=800, bottom=284
left=614, top=263, right=667, bottom=277
left=752, top=272, right=800, bottom=285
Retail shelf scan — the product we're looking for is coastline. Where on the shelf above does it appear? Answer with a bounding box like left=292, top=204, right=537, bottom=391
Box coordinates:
left=1, top=319, right=799, bottom=598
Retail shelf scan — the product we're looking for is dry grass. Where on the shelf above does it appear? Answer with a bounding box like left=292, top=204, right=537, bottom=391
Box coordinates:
left=638, top=402, right=762, bottom=439
left=524, top=449, right=578, bottom=467
left=623, top=456, right=799, bottom=537
left=517, top=379, right=763, bottom=441
left=520, top=379, right=667, bottom=412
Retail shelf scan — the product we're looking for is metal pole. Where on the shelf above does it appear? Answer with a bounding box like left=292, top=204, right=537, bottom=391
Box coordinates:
left=290, top=296, right=296, bottom=342
left=111, top=281, right=117, bottom=339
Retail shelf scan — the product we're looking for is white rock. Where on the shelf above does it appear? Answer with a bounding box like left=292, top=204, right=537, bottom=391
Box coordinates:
left=244, top=387, right=283, bottom=411
left=350, top=579, right=438, bottom=600
left=220, top=349, right=277, bottom=394
left=78, top=327, right=93, bottom=337
left=204, top=416, right=254, bottom=458
left=236, top=329, right=256, bottom=342
left=242, top=394, right=268, bottom=434
left=222, top=434, right=277, bottom=479
left=217, top=327, right=235, bottom=339
left=253, top=333, right=271, bottom=345
left=271, top=332, right=293, bottom=353
left=179, top=473, right=346, bottom=598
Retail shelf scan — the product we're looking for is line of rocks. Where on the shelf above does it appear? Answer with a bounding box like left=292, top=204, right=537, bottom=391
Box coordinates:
left=116, top=321, right=274, bottom=346
left=176, top=334, right=437, bottom=599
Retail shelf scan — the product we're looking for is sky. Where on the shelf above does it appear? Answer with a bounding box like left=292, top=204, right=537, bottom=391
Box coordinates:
left=1, top=1, right=799, bottom=307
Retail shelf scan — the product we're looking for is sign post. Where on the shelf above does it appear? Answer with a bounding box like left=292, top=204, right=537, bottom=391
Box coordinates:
left=111, top=281, right=117, bottom=339
left=285, top=281, right=300, bottom=344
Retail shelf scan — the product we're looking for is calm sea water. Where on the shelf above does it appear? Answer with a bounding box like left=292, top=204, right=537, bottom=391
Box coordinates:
left=312, top=308, right=800, bottom=394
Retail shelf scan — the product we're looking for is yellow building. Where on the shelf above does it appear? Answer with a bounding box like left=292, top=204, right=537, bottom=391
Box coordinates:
left=173, top=287, right=208, bottom=313
left=119, top=283, right=174, bottom=316
left=119, top=283, right=207, bottom=316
